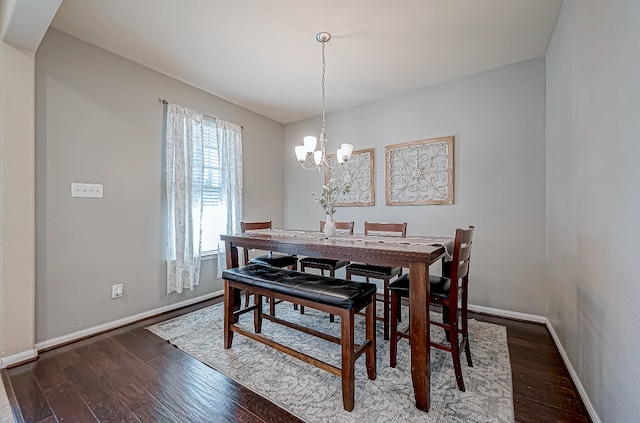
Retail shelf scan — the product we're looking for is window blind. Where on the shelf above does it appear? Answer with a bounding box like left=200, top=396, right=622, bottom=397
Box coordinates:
left=202, top=116, right=221, bottom=206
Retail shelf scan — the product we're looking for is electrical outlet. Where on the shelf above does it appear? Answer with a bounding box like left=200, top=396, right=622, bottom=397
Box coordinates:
left=112, top=283, right=124, bottom=299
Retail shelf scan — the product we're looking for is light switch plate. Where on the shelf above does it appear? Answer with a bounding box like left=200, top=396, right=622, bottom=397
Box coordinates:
left=71, top=183, right=103, bottom=198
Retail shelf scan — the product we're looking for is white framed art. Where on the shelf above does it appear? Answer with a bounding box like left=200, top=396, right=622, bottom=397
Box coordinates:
left=385, top=136, right=454, bottom=206
left=326, top=148, right=375, bottom=207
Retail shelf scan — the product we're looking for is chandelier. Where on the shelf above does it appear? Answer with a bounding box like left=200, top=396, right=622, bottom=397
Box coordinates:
left=295, top=32, right=353, bottom=171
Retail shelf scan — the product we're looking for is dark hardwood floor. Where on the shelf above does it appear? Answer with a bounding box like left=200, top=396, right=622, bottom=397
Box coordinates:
left=2, top=297, right=591, bottom=423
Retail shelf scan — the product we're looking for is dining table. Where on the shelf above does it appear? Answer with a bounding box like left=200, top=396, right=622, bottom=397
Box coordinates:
left=220, top=229, right=453, bottom=412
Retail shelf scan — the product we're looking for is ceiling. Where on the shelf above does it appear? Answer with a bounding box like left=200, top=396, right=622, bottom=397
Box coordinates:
left=50, top=0, right=562, bottom=124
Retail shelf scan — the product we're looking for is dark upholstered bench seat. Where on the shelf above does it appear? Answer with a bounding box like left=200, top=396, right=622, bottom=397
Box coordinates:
left=345, top=262, right=402, bottom=277
left=222, top=264, right=377, bottom=412
left=222, top=264, right=376, bottom=309
left=299, top=257, right=350, bottom=271
left=388, top=273, right=451, bottom=299
left=249, top=253, right=298, bottom=269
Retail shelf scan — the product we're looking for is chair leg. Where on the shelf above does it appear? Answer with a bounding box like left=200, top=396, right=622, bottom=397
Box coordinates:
left=296, top=263, right=305, bottom=313
left=461, top=289, right=472, bottom=367
left=443, top=305, right=451, bottom=342
left=390, top=290, right=400, bottom=368
left=329, top=268, right=336, bottom=322
left=244, top=290, right=251, bottom=307
left=383, top=279, right=390, bottom=341
left=269, top=297, right=276, bottom=316
left=463, top=331, right=472, bottom=367
left=365, top=295, right=377, bottom=380
left=449, top=305, right=465, bottom=392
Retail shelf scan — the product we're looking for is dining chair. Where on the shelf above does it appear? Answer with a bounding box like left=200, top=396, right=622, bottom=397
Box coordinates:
left=299, top=221, right=355, bottom=320
left=241, top=221, right=298, bottom=314
left=345, top=221, right=407, bottom=340
left=388, top=226, right=474, bottom=392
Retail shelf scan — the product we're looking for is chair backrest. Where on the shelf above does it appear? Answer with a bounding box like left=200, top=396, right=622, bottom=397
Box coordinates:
left=240, top=221, right=272, bottom=265
left=241, top=221, right=272, bottom=232
left=364, top=222, right=407, bottom=238
left=449, top=226, right=475, bottom=290
left=320, top=220, right=354, bottom=234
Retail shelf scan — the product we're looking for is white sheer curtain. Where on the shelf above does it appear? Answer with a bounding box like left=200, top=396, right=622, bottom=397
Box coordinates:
left=216, top=119, right=243, bottom=278
left=165, top=103, right=204, bottom=294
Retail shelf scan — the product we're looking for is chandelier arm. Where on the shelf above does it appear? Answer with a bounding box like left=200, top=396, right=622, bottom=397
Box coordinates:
left=298, top=159, right=322, bottom=171
left=321, top=158, right=345, bottom=171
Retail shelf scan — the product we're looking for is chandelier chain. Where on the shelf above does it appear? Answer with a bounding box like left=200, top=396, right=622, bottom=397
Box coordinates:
left=321, top=38, right=326, bottom=139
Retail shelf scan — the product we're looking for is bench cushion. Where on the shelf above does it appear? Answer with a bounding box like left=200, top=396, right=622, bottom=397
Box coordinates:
left=387, top=273, right=452, bottom=299
left=249, top=253, right=298, bottom=268
left=223, top=264, right=377, bottom=309
left=299, top=257, right=350, bottom=269
left=346, top=262, right=402, bottom=277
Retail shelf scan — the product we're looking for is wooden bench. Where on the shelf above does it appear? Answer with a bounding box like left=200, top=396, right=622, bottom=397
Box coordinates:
left=222, top=263, right=377, bottom=411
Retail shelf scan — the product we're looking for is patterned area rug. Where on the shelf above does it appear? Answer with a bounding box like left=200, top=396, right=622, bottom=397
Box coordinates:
left=147, top=301, right=514, bottom=423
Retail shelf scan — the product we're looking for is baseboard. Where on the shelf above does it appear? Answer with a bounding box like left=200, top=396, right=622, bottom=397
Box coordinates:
left=0, top=349, right=38, bottom=369
left=34, top=290, right=223, bottom=352
left=545, top=319, right=601, bottom=423
left=468, top=304, right=547, bottom=324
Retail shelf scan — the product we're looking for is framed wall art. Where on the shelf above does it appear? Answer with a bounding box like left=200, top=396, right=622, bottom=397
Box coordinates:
left=325, top=148, right=375, bottom=206
left=385, top=136, right=454, bottom=206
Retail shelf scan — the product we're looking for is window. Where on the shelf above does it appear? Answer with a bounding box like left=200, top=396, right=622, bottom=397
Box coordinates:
left=165, top=102, right=242, bottom=292
left=200, top=116, right=226, bottom=254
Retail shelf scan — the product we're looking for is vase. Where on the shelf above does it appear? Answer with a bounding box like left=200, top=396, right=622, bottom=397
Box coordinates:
left=324, top=215, right=336, bottom=237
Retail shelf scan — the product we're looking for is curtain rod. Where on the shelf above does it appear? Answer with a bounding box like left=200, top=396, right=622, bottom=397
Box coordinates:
left=158, top=98, right=243, bottom=129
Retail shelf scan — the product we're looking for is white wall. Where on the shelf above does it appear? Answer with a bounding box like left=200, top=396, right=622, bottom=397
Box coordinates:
left=34, top=29, right=285, bottom=343
left=0, top=40, right=36, bottom=364
left=284, top=58, right=548, bottom=315
left=546, top=1, right=640, bottom=422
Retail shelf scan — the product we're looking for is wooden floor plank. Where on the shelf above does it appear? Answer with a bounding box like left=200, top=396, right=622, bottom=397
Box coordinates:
left=4, top=297, right=591, bottom=423
left=99, top=370, right=182, bottom=423
left=148, top=349, right=302, bottom=423
left=6, top=368, right=53, bottom=423
left=43, top=381, right=98, bottom=422
left=62, top=363, right=141, bottom=423
left=1, top=369, right=26, bottom=423
left=77, top=338, right=183, bottom=423
left=514, top=395, right=590, bottom=423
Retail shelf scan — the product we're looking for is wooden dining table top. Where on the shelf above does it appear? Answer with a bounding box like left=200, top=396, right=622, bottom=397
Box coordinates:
left=221, top=229, right=453, bottom=267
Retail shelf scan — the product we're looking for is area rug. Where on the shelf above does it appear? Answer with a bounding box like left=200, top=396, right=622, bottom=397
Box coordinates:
left=147, top=301, right=514, bottom=423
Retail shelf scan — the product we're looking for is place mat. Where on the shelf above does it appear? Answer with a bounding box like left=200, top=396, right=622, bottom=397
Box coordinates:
left=147, top=301, right=514, bottom=423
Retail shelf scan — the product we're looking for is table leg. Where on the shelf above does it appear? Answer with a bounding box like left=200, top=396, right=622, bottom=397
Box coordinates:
left=409, top=261, right=430, bottom=411
left=225, top=241, right=241, bottom=322
left=225, top=240, right=239, bottom=268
